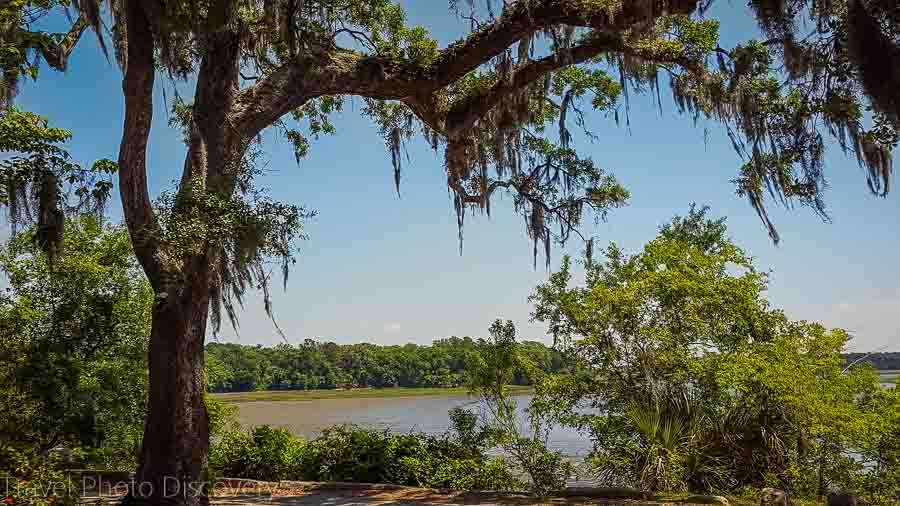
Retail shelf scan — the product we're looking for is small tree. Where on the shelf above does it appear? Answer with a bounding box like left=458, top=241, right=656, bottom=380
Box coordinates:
left=531, top=206, right=900, bottom=497
left=0, top=218, right=152, bottom=464
left=468, top=319, right=573, bottom=497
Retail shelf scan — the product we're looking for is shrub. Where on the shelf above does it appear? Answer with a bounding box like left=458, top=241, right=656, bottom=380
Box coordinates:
left=400, top=454, right=519, bottom=491
left=209, top=423, right=518, bottom=492
left=299, top=425, right=396, bottom=483
left=0, top=445, right=82, bottom=506
left=299, top=424, right=518, bottom=491
left=209, top=426, right=304, bottom=481
left=90, top=418, right=144, bottom=471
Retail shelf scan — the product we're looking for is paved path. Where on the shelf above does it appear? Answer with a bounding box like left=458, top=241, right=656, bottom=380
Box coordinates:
left=215, top=492, right=519, bottom=505
left=79, top=480, right=725, bottom=505
left=212, top=490, right=650, bottom=506
left=209, top=485, right=679, bottom=506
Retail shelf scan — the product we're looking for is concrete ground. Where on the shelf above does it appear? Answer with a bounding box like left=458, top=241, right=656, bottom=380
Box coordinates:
left=78, top=479, right=739, bottom=505
left=212, top=490, right=662, bottom=506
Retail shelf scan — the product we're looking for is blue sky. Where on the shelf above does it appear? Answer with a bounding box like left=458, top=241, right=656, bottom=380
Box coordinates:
left=18, top=1, right=899, bottom=351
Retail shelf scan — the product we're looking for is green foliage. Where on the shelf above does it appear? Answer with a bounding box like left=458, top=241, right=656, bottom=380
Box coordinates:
left=530, top=206, right=900, bottom=500
left=280, top=96, right=345, bottom=163
left=0, top=217, right=151, bottom=471
left=467, top=320, right=573, bottom=497
left=632, top=16, right=719, bottom=62
left=210, top=425, right=305, bottom=481
left=205, top=336, right=567, bottom=392
left=0, top=108, right=70, bottom=151
left=209, top=423, right=518, bottom=492
left=0, top=447, right=82, bottom=506
left=0, top=0, right=83, bottom=105
left=0, top=109, right=116, bottom=261
left=153, top=144, right=314, bottom=335
left=0, top=218, right=154, bottom=505
left=206, top=395, right=239, bottom=439
left=624, top=401, right=692, bottom=491
left=551, top=67, right=622, bottom=113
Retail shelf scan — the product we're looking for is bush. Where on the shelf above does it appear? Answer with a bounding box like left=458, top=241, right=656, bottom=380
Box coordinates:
left=89, top=418, right=144, bottom=471
left=209, top=426, right=304, bottom=481
left=209, top=423, right=518, bottom=492
left=0, top=445, right=83, bottom=506
left=300, top=425, right=403, bottom=483
left=302, top=424, right=518, bottom=490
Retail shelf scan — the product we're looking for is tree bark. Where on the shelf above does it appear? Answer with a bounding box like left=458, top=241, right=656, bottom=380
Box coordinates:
left=116, top=1, right=217, bottom=503
left=118, top=0, right=162, bottom=287
left=127, top=257, right=212, bottom=506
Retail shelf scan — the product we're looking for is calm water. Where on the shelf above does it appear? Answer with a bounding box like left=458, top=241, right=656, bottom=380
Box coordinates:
left=880, top=370, right=898, bottom=388
left=230, top=372, right=897, bottom=459
left=231, top=393, right=593, bottom=457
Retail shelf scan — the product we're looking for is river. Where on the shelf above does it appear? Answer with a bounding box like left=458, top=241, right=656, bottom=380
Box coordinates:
left=229, top=393, right=591, bottom=456
left=228, top=372, right=897, bottom=459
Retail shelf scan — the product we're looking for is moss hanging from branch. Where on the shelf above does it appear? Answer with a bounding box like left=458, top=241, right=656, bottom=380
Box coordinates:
left=0, top=110, right=116, bottom=263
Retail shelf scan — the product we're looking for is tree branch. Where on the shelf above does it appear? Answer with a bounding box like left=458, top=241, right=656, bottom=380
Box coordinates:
left=443, top=31, right=624, bottom=136
left=427, top=0, right=696, bottom=89
left=436, top=31, right=703, bottom=137
left=192, top=29, right=242, bottom=195
left=31, top=15, right=89, bottom=71
left=118, top=0, right=162, bottom=288
left=232, top=0, right=702, bottom=141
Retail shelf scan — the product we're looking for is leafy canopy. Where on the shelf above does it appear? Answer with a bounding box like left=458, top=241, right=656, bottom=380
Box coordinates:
left=529, top=206, right=900, bottom=497
left=0, top=0, right=896, bottom=334
left=0, top=108, right=116, bottom=262
left=16, top=0, right=897, bottom=253
left=0, top=217, right=152, bottom=460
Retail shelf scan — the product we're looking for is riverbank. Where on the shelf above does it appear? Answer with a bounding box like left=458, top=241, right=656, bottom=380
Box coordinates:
left=214, top=370, right=897, bottom=403
left=212, top=385, right=532, bottom=403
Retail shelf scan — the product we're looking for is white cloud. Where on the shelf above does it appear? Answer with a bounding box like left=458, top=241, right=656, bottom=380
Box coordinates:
left=383, top=322, right=402, bottom=333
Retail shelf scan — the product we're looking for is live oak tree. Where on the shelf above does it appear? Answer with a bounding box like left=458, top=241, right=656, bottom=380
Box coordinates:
left=1, top=0, right=897, bottom=503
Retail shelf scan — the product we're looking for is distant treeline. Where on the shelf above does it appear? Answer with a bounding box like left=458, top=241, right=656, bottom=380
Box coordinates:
left=205, top=337, right=567, bottom=393
left=842, top=352, right=900, bottom=371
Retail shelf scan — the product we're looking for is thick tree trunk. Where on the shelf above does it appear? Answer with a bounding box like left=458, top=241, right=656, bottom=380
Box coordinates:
left=127, top=258, right=212, bottom=506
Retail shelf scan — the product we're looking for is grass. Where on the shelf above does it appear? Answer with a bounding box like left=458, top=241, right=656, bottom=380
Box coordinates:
left=211, top=385, right=533, bottom=403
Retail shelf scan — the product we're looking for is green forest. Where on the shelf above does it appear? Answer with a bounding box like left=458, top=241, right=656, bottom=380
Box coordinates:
left=205, top=339, right=566, bottom=392
left=206, top=341, right=897, bottom=394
